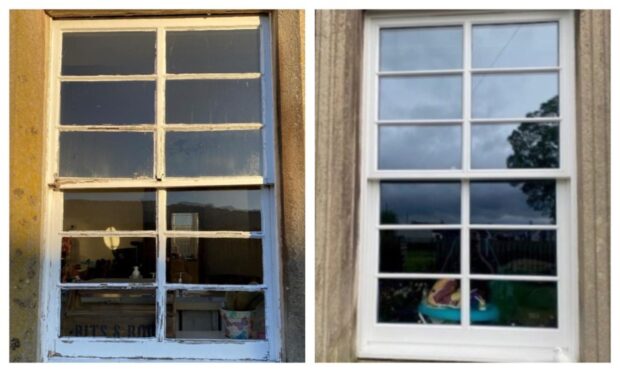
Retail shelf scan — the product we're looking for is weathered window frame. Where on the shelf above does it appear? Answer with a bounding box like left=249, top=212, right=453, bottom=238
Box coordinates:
left=40, top=15, right=282, bottom=361
left=357, top=10, right=578, bottom=362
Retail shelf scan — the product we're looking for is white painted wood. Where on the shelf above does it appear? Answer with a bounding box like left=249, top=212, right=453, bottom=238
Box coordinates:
left=368, top=170, right=571, bottom=180
left=358, top=10, right=578, bottom=362
left=41, top=15, right=281, bottom=362
left=470, top=66, right=560, bottom=74
left=377, top=69, right=462, bottom=76
left=53, top=176, right=266, bottom=189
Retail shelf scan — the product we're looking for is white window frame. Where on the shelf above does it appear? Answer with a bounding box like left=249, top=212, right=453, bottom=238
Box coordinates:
left=357, top=10, right=578, bottom=362
left=40, top=15, right=282, bottom=361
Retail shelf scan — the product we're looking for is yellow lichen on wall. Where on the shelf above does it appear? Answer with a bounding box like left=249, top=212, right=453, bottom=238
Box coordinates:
left=10, top=10, right=49, bottom=362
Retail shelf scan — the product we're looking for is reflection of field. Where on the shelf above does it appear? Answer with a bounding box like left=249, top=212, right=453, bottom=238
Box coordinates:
left=403, top=247, right=435, bottom=272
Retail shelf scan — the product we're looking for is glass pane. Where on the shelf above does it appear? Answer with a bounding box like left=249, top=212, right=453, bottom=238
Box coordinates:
left=380, top=26, right=462, bottom=71
left=379, top=76, right=462, bottom=120
left=61, top=237, right=156, bottom=283
left=472, top=73, right=558, bottom=118
left=471, top=122, right=559, bottom=169
left=64, top=190, right=156, bottom=231
left=470, top=181, right=556, bottom=225
left=60, top=81, right=155, bottom=125
left=167, top=30, right=260, bottom=73
left=470, top=230, right=557, bottom=275
left=167, top=189, right=261, bottom=231
left=61, top=290, right=156, bottom=337
left=380, top=182, right=461, bottom=224
left=166, top=291, right=265, bottom=339
left=165, top=131, right=262, bottom=177
left=378, top=279, right=461, bottom=324
left=166, top=79, right=261, bottom=124
left=62, top=32, right=156, bottom=75
left=59, top=132, right=153, bottom=178
left=473, top=22, right=558, bottom=68
left=166, top=238, right=262, bottom=285
left=470, top=281, right=557, bottom=328
left=379, top=125, right=461, bottom=169
left=380, top=230, right=460, bottom=273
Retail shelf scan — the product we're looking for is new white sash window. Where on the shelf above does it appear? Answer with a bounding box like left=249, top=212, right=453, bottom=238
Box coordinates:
left=358, top=11, right=578, bottom=362
left=41, top=16, right=281, bottom=361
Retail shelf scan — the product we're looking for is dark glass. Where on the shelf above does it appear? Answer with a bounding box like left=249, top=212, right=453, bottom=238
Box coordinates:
left=379, top=76, right=462, bottom=120
left=59, top=132, right=153, bottom=178
left=167, top=189, right=261, bottom=231
left=380, top=26, right=462, bottom=71
left=473, top=22, right=558, bottom=68
left=472, top=73, right=558, bottom=119
left=470, top=280, right=557, bottom=328
left=61, top=290, right=156, bottom=337
left=64, top=190, right=156, bottom=231
left=380, top=230, right=460, bottom=273
left=470, top=181, right=556, bottom=225
left=166, top=238, right=262, bottom=285
left=166, top=291, right=265, bottom=339
left=378, top=279, right=461, bottom=324
left=165, top=131, right=262, bottom=177
left=380, top=182, right=461, bottom=224
left=379, top=125, right=461, bottom=169
left=167, top=30, right=260, bottom=73
left=166, top=79, right=261, bottom=124
left=60, top=237, right=156, bottom=283
left=62, top=32, right=156, bottom=75
left=60, top=81, right=155, bottom=125
left=471, top=122, right=559, bottom=169
left=470, top=230, right=557, bottom=275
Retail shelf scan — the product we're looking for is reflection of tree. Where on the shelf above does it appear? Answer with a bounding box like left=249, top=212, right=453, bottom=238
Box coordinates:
left=507, top=95, right=558, bottom=221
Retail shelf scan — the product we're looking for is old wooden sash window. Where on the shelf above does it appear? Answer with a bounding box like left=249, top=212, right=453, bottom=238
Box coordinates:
left=358, top=11, right=578, bottom=362
left=41, top=16, right=281, bottom=361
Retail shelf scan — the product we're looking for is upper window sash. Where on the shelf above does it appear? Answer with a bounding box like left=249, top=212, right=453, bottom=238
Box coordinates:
left=363, top=10, right=575, bottom=180
left=46, top=15, right=277, bottom=189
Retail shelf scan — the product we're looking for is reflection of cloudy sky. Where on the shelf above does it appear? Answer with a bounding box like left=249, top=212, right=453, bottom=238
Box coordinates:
left=60, top=132, right=153, bottom=177
left=166, top=131, right=262, bottom=177
left=471, top=123, right=559, bottom=169
left=470, top=181, right=555, bottom=224
left=379, top=76, right=462, bottom=120
left=472, top=73, right=558, bottom=118
left=64, top=190, right=155, bottom=202
left=381, top=182, right=461, bottom=224
left=472, top=22, right=558, bottom=68
left=379, top=125, right=461, bottom=169
left=380, top=26, right=462, bottom=71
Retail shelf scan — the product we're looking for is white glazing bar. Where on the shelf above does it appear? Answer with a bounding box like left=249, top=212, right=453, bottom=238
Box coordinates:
left=163, top=123, right=263, bottom=132
left=376, top=119, right=462, bottom=125
left=469, top=224, right=558, bottom=230
left=59, top=283, right=158, bottom=289
left=463, top=20, right=472, bottom=172
left=164, top=284, right=266, bottom=292
left=461, top=179, right=471, bottom=327
left=377, top=69, right=463, bottom=76
left=156, top=27, right=166, bottom=180
left=156, top=189, right=166, bottom=341
left=468, top=274, right=558, bottom=282
left=376, top=273, right=462, bottom=279
left=378, top=224, right=461, bottom=230
left=165, top=72, right=261, bottom=80
left=471, top=117, right=562, bottom=123
left=60, top=75, right=157, bottom=82
left=164, top=231, right=263, bottom=239
left=59, top=231, right=158, bottom=237
left=58, top=125, right=156, bottom=131
left=470, top=66, right=560, bottom=74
